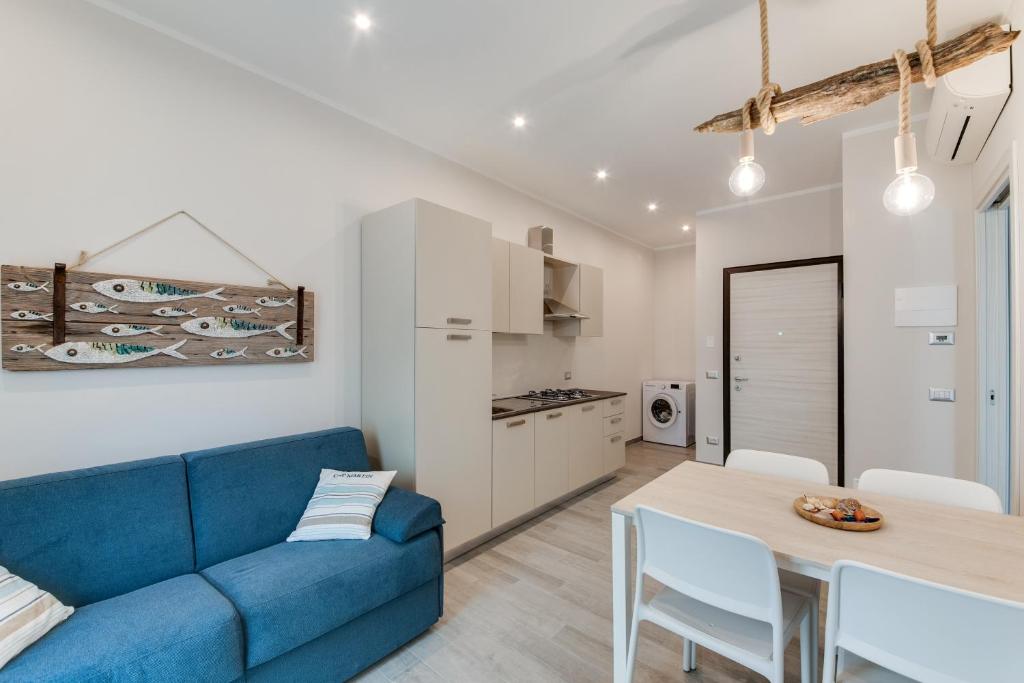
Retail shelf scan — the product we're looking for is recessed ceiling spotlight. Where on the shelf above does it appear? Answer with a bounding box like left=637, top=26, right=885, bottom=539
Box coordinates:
left=512, top=115, right=527, bottom=129
left=353, top=13, right=372, bottom=31
left=681, top=224, right=691, bottom=232
left=595, top=169, right=609, bottom=181
left=647, top=202, right=658, bottom=213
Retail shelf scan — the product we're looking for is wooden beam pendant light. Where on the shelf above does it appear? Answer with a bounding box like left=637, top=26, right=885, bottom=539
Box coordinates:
left=696, top=13, right=1018, bottom=135
left=728, top=0, right=776, bottom=197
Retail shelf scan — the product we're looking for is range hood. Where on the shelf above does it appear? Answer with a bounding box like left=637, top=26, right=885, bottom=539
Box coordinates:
left=544, top=299, right=589, bottom=321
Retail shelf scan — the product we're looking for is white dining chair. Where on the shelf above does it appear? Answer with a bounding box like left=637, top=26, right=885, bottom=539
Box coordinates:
left=625, top=505, right=815, bottom=683
left=724, top=448, right=826, bottom=681
left=727, top=449, right=830, bottom=485
left=823, top=560, right=1024, bottom=683
left=857, top=468, right=1003, bottom=513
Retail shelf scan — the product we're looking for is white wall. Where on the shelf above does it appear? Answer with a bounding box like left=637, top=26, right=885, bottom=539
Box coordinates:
left=652, top=245, right=696, bottom=381
left=694, top=187, right=844, bottom=466
left=0, top=0, right=653, bottom=479
left=843, top=122, right=976, bottom=482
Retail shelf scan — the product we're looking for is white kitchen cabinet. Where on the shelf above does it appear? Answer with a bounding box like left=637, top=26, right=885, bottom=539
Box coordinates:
left=603, top=395, right=625, bottom=417
left=362, top=199, right=493, bottom=556
left=414, top=200, right=492, bottom=330
left=568, top=402, right=604, bottom=488
left=492, top=414, right=535, bottom=527
left=534, top=407, right=569, bottom=506
left=554, top=263, right=603, bottom=337
left=603, top=432, right=626, bottom=473
left=491, top=238, right=510, bottom=334
left=509, top=242, right=543, bottom=334
left=603, top=414, right=625, bottom=436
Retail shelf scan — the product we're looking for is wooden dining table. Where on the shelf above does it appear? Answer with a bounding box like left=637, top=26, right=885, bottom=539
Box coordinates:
left=610, top=460, right=1024, bottom=683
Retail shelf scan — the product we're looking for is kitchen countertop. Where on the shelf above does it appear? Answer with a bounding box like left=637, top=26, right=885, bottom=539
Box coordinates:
left=492, top=390, right=627, bottom=420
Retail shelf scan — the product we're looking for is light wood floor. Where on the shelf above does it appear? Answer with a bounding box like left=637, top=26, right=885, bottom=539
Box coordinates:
left=357, top=441, right=823, bottom=682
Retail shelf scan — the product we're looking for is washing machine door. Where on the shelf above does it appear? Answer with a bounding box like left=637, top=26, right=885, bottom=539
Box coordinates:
left=647, top=393, right=679, bottom=429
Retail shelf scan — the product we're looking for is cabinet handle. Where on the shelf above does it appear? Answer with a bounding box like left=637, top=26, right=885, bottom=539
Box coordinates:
left=507, top=419, right=527, bottom=428
left=610, top=435, right=622, bottom=443
left=447, top=317, right=472, bottom=325
left=610, top=417, right=622, bottom=424
left=582, top=405, right=596, bottom=412
left=446, top=334, right=472, bottom=341
left=546, top=412, right=563, bottom=419
left=610, top=399, right=622, bottom=406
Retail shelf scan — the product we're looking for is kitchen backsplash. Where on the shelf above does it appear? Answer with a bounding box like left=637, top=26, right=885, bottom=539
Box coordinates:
left=491, top=325, right=576, bottom=396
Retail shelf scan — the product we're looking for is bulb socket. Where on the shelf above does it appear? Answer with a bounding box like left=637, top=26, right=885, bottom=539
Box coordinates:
left=893, top=133, right=919, bottom=174
left=739, top=129, right=755, bottom=162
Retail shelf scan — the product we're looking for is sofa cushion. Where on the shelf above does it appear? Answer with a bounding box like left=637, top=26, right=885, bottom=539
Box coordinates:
left=183, top=428, right=370, bottom=569
left=201, top=530, right=442, bottom=668
left=0, top=573, right=244, bottom=683
left=0, top=456, right=194, bottom=606
left=288, top=469, right=397, bottom=542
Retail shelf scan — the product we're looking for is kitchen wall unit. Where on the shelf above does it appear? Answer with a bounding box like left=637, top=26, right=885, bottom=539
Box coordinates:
left=492, top=237, right=544, bottom=335
left=362, top=198, right=493, bottom=552
left=554, top=263, right=604, bottom=337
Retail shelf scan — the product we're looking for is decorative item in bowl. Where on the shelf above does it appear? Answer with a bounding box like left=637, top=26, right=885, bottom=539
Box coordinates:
left=793, top=494, right=884, bottom=532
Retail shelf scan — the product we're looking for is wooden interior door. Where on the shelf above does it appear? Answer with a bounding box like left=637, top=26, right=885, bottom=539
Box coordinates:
left=725, top=258, right=843, bottom=484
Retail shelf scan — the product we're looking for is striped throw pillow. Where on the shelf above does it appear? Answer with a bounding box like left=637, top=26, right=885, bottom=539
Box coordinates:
left=287, top=469, right=397, bottom=542
left=0, top=566, right=73, bottom=670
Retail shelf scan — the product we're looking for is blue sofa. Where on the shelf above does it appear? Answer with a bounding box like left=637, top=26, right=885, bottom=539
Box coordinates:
left=0, top=428, right=444, bottom=682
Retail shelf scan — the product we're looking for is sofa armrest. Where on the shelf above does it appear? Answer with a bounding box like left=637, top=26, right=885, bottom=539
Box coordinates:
left=373, top=488, right=444, bottom=543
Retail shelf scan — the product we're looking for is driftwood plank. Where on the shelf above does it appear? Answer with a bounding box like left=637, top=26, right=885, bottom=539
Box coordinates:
left=695, top=23, right=1019, bottom=133
left=2, top=265, right=315, bottom=371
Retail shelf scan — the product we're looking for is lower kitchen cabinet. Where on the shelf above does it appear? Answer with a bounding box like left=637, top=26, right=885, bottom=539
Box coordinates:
left=534, top=407, right=569, bottom=506
left=603, top=432, right=626, bottom=473
left=492, top=414, right=536, bottom=527
left=568, top=402, right=604, bottom=489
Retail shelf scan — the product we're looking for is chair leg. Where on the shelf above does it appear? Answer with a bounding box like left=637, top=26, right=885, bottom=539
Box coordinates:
left=682, top=638, right=696, bottom=672
left=809, top=589, right=820, bottom=683
left=625, top=612, right=641, bottom=683
left=794, top=610, right=811, bottom=683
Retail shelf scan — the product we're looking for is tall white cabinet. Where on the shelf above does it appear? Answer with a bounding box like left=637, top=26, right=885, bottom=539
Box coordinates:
left=362, top=199, right=493, bottom=553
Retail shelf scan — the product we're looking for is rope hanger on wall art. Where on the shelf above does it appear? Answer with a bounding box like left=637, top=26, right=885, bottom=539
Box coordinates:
left=2, top=211, right=314, bottom=372
left=698, top=0, right=1018, bottom=209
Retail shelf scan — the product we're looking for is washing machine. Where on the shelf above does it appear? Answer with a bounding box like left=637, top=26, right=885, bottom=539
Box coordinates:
left=642, top=380, right=695, bottom=447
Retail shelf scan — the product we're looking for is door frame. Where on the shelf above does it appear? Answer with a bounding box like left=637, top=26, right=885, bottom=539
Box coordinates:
left=723, top=255, right=845, bottom=484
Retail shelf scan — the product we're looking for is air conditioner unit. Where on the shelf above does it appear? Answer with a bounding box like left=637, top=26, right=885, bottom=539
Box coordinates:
left=925, top=37, right=1012, bottom=165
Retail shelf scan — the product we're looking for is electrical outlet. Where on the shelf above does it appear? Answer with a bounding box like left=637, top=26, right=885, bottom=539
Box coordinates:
left=706, top=370, right=720, bottom=380
left=929, top=387, right=956, bottom=402
left=706, top=436, right=720, bottom=446
left=564, top=370, right=572, bottom=381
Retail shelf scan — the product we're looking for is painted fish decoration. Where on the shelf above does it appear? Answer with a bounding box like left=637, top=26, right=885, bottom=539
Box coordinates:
left=43, top=340, right=188, bottom=364
left=92, top=279, right=226, bottom=303
left=10, top=310, right=52, bottom=321
left=153, top=306, right=197, bottom=318
left=223, top=304, right=261, bottom=317
left=70, top=302, right=119, bottom=315
left=101, top=324, right=164, bottom=337
left=181, top=317, right=295, bottom=340
left=9, top=343, right=46, bottom=353
left=7, top=281, right=49, bottom=293
left=255, top=296, right=295, bottom=308
left=209, top=347, right=248, bottom=360
left=266, top=346, right=308, bottom=359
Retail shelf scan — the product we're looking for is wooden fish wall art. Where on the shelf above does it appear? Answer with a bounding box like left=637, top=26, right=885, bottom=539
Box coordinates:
left=2, top=264, right=314, bottom=371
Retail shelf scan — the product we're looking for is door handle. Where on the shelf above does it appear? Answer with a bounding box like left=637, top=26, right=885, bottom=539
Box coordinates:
left=610, top=417, right=622, bottom=424
left=546, top=412, right=563, bottom=419
left=446, top=334, right=472, bottom=341
left=507, top=419, right=527, bottom=428
left=734, top=376, right=748, bottom=382
left=610, top=435, right=622, bottom=443
left=582, top=405, right=596, bottom=412
left=447, top=317, right=472, bottom=325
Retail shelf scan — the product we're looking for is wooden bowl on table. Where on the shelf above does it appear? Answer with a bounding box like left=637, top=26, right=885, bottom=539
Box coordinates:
left=793, top=495, right=884, bottom=532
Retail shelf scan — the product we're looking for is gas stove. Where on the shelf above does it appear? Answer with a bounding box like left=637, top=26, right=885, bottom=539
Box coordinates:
left=517, top=388, right=595, bottom=403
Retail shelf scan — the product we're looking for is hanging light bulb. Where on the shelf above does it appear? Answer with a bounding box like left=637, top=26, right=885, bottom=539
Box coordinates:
left=884, top=49, right=935, bottom=216
left=729, top=129, right=766, bottom=197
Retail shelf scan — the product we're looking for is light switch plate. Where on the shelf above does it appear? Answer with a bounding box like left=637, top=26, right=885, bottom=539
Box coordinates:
left=705, top=335, right=715, bottom=348
left=706, top=370, right=720, bottom=380
left=706, top=436, right=720, bottom=446
left=929, top=331, right=955, bottom=345
left=929, top=387, right=956, bottom=402
left=564, top=370, right=572, bottom=380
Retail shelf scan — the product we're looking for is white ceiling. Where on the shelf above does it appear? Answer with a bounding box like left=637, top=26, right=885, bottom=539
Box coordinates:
left=90, top=0, right=1008, bottom=248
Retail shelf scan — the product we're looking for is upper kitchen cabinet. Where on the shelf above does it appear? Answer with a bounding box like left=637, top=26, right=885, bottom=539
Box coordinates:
left=491, top=238, right=511, bottom=334
left=414, top=199, right=491, bottom=330
left=492, top=238, right=543, bottom=335
left=553, top=263, right=604, bottom=337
